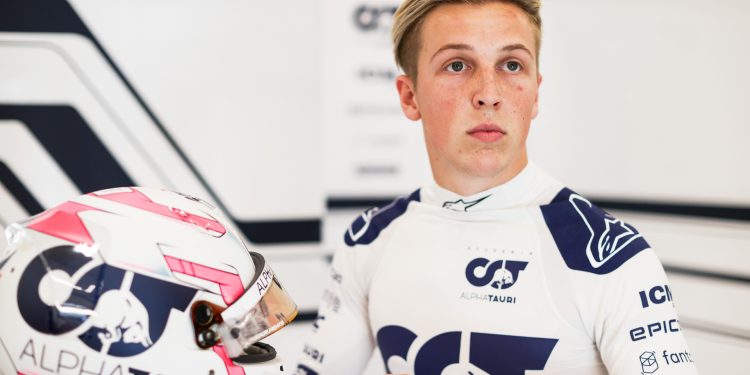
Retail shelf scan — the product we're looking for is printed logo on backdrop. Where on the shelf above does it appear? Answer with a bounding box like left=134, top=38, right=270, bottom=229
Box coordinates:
left=460, top=258, right=528, bottom=305
left=17, top=245, right=196, bottom=357
left=353, top=4, right=398, bottom=33
left=358, top=66, right=399, bottom=83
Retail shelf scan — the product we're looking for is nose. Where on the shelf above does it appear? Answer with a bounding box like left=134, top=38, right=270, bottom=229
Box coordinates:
left=472, top=70, right=502, bottom=110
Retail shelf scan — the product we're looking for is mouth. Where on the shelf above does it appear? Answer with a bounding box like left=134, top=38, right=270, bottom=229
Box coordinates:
left=467, top=123, right=506, bottom=143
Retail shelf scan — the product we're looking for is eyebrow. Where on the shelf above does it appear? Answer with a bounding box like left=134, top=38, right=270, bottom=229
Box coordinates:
left=502, top=43, right=534, bottom=58
left=429, top=43, right=534, bottom=62
left=430, top=43, right=472, bottom=62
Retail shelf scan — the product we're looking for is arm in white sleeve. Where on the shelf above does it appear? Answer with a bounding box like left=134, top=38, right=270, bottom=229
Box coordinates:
left=541, top=189, right=700, bottom=374
left=595, top=249, right=699, bottom=375
left=295, top=243, right=375, bottom=375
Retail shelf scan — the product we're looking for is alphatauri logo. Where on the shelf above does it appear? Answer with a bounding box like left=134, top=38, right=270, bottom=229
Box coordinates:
left=465, top=258, right=528, bottom=290
left=17, top=245, right=195, bottom=357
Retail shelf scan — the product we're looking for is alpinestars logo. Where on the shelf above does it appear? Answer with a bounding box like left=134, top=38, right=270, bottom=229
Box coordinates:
left=460, top=258, right=528, bottom=304
left=347, top=207, right=378, bottom=242
left=569, top=194, right=643, bottom=268
left=17, top=245, right=196, bottom=357
left=442, top=195, right=490, bottom=212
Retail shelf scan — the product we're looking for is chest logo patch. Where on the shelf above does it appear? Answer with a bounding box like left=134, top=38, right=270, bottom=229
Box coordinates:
left=465, top=258, right=528, bottom=290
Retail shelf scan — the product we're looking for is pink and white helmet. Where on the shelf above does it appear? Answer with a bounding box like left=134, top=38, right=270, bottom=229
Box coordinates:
left=0, top=187, right=297, bottom=375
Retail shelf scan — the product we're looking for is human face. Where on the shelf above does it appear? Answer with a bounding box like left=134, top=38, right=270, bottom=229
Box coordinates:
left=396, top=2, right=541, bottom=195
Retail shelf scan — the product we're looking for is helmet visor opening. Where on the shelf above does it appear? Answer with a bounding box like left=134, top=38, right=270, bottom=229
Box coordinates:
left=192, top=252, right=297, bottom=358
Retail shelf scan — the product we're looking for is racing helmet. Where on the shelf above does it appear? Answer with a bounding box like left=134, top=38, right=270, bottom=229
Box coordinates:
left=0, top=187, right=297, bottom=374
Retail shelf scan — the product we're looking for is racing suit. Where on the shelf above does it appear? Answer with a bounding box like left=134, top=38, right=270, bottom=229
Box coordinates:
left=297, top=162, right=699, bottom=374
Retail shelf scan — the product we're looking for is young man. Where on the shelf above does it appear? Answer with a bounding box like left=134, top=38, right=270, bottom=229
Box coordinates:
left=298, top=1, right=699, bottom=374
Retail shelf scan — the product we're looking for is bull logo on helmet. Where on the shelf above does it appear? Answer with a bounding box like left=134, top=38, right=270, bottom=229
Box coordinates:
left=89, top=285, right=154, bottom=351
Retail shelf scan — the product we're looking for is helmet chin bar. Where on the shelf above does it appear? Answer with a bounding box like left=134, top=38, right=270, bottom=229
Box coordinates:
left=191, top=252, right=298, bottom=359
left=233, top=341, right=278, bottom=363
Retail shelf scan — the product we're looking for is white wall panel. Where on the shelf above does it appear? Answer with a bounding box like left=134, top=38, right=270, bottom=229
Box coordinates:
left=0, top=36, right=183, bottom=191
left=69, top=0, right=324, bottom=220
left=620, top=212, right=750, bottom=276
left=533, top=0, right=750, bottom=205
left=321, top=0, right=432, bottom=197
left=683, top=329, right=750, bottom=374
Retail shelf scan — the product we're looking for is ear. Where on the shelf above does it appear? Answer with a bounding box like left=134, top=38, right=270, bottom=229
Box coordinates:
left=531, top=72, right=542, bottom=120
left=396, top=75, right=421, bottom=121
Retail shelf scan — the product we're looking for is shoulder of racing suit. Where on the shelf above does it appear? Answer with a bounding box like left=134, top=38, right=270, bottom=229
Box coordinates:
left=540, top=187, right=651, bottom=275
left=343, top=189, right=421, bottom=247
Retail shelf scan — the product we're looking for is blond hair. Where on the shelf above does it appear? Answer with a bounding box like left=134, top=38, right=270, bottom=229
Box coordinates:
left=392, top=0, right=542, bottom=80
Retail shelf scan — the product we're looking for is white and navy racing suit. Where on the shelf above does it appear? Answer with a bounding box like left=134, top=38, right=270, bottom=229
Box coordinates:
left=297, top=163, right=698, bottom=374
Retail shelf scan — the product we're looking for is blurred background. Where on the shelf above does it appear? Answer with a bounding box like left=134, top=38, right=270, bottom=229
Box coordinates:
left=0, top=0, right=748, bottom=373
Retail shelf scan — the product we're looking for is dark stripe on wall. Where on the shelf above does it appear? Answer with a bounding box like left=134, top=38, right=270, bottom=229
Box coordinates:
left=0, top=0, right=224, bottom=216
left=664, top=265, right=750, bottom=285
left=237, top=220, right=321, bottom=244
left=595, top=198, right=750, bottom=222
left=0, top=0, right=91, bottom=35
left=0, top=160, right=44, bottom=215
left=0, top=105, right=135, bottom=193
left=328, top=197, right=394, bottom=209
left=328, top=197, right=750, bottom=222
left=0, top=105, right=318, bottom=243
left=295, top=311, right=318, bottom=322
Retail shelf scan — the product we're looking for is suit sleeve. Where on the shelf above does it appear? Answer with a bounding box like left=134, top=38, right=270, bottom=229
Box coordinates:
left=295, top=243, right=375, bottom=375
left=594, top=249, right=699, bottom=375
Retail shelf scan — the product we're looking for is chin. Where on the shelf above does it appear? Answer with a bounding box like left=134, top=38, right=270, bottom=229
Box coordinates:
left=462, top=156, right=509, bottom=178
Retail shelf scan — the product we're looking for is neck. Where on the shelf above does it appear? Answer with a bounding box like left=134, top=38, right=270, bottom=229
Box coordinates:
left=433, top=154, right=528, bottom=196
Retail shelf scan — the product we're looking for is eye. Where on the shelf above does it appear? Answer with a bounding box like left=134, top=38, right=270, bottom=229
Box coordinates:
left=504, top=60, right=522, bottom=72
left=446, top=61, right=466, bottom=73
